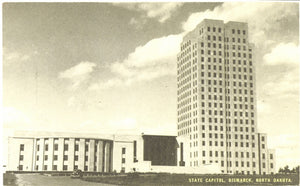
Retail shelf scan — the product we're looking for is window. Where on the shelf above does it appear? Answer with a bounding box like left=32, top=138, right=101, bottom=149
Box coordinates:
left=64, top=144, right=68, bottom=151
left=54, top=144, right=58, bottom=151
left=122, top=147, right=126, bottom=154
left=19, top=165, right=23, bottom=171
left=64, top=155, right=68, bottom=161
left=63, top=165, right=68, bottom=171
left=85, top=156, right=88, bottom=161
left=20, top=144, right=24, bottom=151
left=53, top=165, right=57, bottom=171
left=75, top=144, right=79, bottom=151
left=19, top=155, right=24, bottom=161
left=54, top=155, right=58, bottom=160
left=44, top=165, right=48, bottom=170
left=74, top=155, right=78, bottom=161
left=122, top=158, right=125, bottom=163
left=207, top=27, right=210, bottom=32
left=45, top=144, right=48, bottom=151
left=37, top=145, right=40, bottom=151
left=133, top=141, right=137, bottom=162
left=45, top=155, right=48, bottom=161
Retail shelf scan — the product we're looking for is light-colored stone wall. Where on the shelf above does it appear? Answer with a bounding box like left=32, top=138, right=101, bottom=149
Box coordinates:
left=177, top=19, right=275, bottom=175
left=7, top=136, right=113, bottom=172
left=7, top=137, right=34, bottom=171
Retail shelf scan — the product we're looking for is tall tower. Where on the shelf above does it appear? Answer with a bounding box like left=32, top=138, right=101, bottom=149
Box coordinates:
left=176, top=19, right=275, bottom=175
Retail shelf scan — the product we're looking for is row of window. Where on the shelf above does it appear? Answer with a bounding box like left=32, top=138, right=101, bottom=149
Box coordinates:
left=37, top=143, right=104, bottom=152
left=200, top=132, right=256, bottom=140
left=198, top=72, right=254, bottom=81
left=178, top=68, right=191, bottom=78
left=177, top=84, right=191, bottom=96
left=201, top=151, right=257, bottom=159
left=202, top=42, right=223, bottom=49
left=232, top=29, right=247, bottom=35
left=178, top=60, right=191, bottom=73
left=178, top=76, right=191, bottom=88
left=190, top=139, right=257, bottom=148
left=228, top=37, right=247, bottom=44
left=206, top=26, right=223, bottom=33
left=177, top=90, right=191, bottom=102
left=179, top=109, right=256, bottom=123
left=179, top=122, right=256, bottom=136
left=178, top=128, right=191, bottom=136
left=35, top=164, right=93, bottom=171
left=177, top=105, right=254, bottom=118
left=181, top=40, right=191, bottom=51
left=37, top=154, right=92, bottom=162
left=207, top=35, right=222, bottom=41
left=196, top=94, right=254, bottom=104
left=231, top=45, right=249, bottom=51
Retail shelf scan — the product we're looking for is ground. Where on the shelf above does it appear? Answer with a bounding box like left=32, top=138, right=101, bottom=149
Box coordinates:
left=3, top=173, right=115, bottom=186
left=3, top=172, right=300, bottom=186
left=3, top=173, right=17, bottom=186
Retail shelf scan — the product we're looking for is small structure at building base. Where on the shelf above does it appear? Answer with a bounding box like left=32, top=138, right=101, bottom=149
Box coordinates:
left=70, top=169, right=83, bottom=179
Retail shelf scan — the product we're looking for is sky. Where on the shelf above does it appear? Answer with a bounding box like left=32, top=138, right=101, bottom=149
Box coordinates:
left=1, top=2, right=299, bottom=169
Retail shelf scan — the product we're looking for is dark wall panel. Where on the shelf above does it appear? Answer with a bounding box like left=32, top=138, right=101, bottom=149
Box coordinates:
left=143, top=135, right=178, bottom=166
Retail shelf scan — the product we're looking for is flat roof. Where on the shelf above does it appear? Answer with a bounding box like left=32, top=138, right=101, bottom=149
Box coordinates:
left=11, top=130, right=114, bottom=140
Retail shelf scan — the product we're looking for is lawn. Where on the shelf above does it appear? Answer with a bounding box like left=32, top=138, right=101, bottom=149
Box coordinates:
left=3, top=173, right=17, bottom=186
left=82, top=173, right=300, bottom=186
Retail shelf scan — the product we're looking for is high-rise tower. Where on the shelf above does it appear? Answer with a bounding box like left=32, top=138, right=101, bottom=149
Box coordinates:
left=176, top=19, right=275, bottom=175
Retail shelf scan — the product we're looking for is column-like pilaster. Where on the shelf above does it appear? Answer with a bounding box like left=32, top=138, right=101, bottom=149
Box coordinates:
left=78, top=139, right=85, bottom=170
left=97, top=141, right=103, bottom=172
left=88, top=140, right=95, bottom=171
left=68, top=138, right=75, bottom=171
left=104, top=142, right=110, bottom=172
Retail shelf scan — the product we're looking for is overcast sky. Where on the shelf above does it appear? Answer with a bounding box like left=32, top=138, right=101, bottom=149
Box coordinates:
left=2, top=2, right=299, bottom=169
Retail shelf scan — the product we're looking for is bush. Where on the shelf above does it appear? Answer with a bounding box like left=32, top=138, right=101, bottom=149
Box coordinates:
left=127, top=172, right=139, bottom=178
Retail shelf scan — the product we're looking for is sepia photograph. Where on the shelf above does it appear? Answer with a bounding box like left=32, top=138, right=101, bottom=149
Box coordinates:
left=1, top=1, right=300, bottom=185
